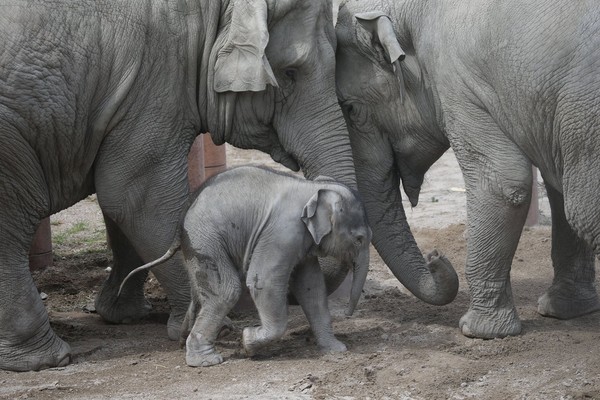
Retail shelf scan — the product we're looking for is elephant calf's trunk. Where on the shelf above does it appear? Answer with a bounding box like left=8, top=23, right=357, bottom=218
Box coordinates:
left=346, top=243, right=370, bottom=316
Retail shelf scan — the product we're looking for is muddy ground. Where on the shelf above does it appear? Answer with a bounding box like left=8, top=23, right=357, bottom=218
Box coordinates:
left=2, top=145, right=599, bottom=399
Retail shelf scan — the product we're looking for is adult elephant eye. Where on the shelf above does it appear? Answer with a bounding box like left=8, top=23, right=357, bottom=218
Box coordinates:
left=284, top=68, right=297, bottom=81
left=341, top=101, right=355, bottom=117
left=343, top=102, right=368, bottom=129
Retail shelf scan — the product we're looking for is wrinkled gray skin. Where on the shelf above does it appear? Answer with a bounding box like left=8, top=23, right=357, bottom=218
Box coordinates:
left=0, top=0, right=356, bottom=371
left=336, top=0, right=600, bottom=339
left=120, top=166, right=372, bottom=367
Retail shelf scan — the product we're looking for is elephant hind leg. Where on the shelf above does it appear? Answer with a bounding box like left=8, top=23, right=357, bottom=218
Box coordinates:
left=0, top=143, right=71, bottom=370
left=0, top=237, right=71, bottom=371
left=242, top=252, right=294, bottom=356
left=0, top=280, right=72, bottom=371
left=94, top=215, right=152, bottom=324
left=538, top=184, right=600, bottom=319
left=185, top=253, right=242, bottom=367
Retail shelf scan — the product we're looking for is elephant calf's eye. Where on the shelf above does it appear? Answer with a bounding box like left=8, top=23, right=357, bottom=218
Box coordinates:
left=354, top=235, right=364, bottom=247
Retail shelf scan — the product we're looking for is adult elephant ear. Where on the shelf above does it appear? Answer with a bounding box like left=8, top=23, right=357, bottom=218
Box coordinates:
left=355, top=12, right=406, bottom=102
left=213, top=0, right=279, bottom=93
left=210, top=0, right=279, bottom=145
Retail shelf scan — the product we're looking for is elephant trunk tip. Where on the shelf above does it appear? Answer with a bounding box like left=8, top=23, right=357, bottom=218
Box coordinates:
left=421, top=249, right=459, bottom=305
left=345, top=296, right=358, bottom=317
left=346, top=276, right=362, bottom=316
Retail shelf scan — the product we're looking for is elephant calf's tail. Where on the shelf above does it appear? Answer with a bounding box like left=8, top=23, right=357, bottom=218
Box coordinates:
left=117, top=239, right=182, bottom=298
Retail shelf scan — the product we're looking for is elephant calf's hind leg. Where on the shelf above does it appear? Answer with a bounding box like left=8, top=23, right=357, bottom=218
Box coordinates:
left=185, top=255, right=241, bottom=367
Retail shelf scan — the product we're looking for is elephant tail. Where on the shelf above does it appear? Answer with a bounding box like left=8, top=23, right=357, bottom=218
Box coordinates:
left=117, top=239, right=182, bottom=298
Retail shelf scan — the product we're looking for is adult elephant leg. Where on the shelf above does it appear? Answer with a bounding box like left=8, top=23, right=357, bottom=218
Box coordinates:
left=97, top=219, right=191, bottom=340
left=151, top=253, right=191, bottom=340
left=0, top=220, right=71, bottom=371
left=94, top=127, right=194, bottom=340
left=455, top=118, right=532, bottom=338
left=537, top=184, right=600, bottom=318
left=0, top=139, right=70, bottom=371
left=95, top=215, right=152, bottom=324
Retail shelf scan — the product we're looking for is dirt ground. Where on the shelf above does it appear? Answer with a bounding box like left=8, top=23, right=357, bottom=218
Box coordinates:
left=2, top=145, right=599, bottom=400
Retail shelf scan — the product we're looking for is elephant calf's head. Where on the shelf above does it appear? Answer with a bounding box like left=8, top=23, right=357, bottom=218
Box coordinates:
left=301, top=185, right=372, bottom=316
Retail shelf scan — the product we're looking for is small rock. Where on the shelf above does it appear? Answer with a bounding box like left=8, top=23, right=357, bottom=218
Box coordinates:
left=82, top=304, right=96, bottom=313
left=40, top=292, right=48, bottom=300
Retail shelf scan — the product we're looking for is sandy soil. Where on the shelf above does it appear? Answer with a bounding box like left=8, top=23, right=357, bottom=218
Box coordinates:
left=2, top=145, right=599, bottom=400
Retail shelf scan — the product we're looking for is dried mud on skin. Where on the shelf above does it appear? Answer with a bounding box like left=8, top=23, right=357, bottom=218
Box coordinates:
left=2, top=148, right=599, bottom=400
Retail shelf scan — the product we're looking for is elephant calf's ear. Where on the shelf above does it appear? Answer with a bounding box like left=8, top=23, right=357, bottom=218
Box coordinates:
left=214, top=0, right=278, bottom=92
left=302, top=189, right=339, bottom=245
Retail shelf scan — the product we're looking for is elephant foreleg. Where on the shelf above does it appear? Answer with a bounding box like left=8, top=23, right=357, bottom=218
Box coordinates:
left=537, top=184, right=600, bottom=318
left=452, top=115, right=532, bottom=338
left=290, top=257, right=347, bottom=352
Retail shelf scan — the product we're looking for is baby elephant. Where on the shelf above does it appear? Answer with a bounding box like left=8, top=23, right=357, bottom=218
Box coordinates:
left=120, top=166, right=371, bottom=366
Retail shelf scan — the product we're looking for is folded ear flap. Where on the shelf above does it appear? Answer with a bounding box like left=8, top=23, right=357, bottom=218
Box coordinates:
left=355, top=11, right=406, bottom=102
left=355, top=11, right=405, bottom=63
left=214, top=0, right=279, bottom=93
left=301, top=189, right=341, bottom=245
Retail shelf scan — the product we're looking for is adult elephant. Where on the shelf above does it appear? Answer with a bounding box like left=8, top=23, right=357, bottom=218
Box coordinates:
left=0, top=0, right=355, bottom=371
left=335, top=0, right=600, bottom=339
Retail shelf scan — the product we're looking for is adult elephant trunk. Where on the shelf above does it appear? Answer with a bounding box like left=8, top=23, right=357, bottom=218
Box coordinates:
left=351, top=132, right=459, bottom=305
left=278, top=100, right=357, bottom=190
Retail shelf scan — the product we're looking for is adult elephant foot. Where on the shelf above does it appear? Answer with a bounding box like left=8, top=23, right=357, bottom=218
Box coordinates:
left=459, top=307, right=522, bottom=339
left=0, top=325, right=71, bottom=372
left=185, top=332, right=223, bottom=367
left=167, top=310, right=186, bottom=341
left=537, top=282, right=600, bottom=319
left=95, top=282, right=152, bottom=325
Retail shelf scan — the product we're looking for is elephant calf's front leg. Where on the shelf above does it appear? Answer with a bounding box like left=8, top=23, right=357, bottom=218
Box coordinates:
left=290, top=258, right=347, bottom=352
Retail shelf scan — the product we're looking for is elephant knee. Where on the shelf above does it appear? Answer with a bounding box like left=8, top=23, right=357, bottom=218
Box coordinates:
left=221, top=280, right=242, bottom=309
left=501, top=184, right=530, bottom=208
